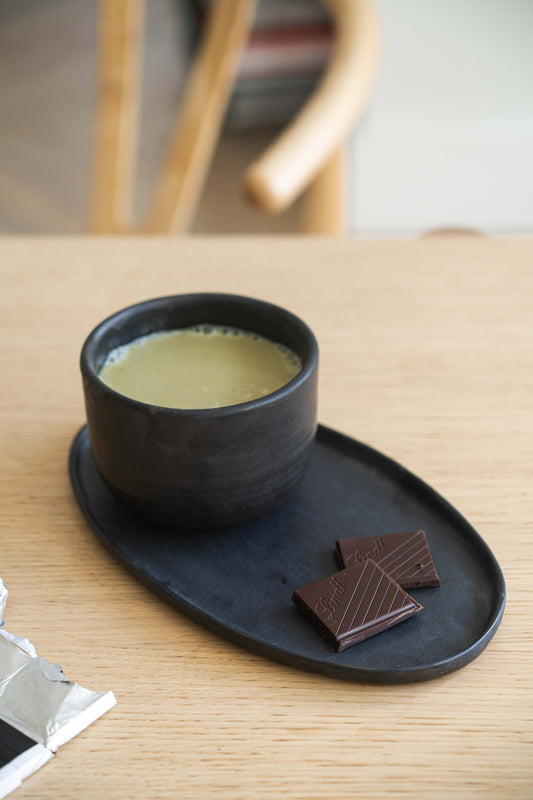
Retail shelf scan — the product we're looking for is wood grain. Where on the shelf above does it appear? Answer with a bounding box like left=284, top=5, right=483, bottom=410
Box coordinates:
left=1, top=237, right=532, bottom=799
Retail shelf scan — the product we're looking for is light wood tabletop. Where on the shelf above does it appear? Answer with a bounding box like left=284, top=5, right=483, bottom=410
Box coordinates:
left=1, top=236, right=532, bottom=799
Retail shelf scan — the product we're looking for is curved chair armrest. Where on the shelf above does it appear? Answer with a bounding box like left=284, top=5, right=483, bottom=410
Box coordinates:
left=243, top=0, right=380, bottom=215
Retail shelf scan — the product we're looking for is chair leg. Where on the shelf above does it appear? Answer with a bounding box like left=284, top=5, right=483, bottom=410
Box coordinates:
left=145, top=0, right=256, bottom=234
left=89, top=0, right=144, bottom=234
left=299, top=147, right=346, bottom=235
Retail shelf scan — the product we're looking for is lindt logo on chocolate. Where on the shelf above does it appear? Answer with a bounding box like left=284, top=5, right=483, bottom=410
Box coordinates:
left=315, top=576, right=346, bottom=622
left=346, top=536, right=385, bottom=565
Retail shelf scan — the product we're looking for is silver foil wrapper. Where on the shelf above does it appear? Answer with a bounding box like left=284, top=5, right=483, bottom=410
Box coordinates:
left=0, top=578, right=116, bottom=798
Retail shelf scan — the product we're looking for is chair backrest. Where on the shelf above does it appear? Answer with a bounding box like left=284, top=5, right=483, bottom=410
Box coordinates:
left=89, top=0, right=379, bottom=236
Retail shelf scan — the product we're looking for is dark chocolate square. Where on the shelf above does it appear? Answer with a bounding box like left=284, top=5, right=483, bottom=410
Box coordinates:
left=0, top=718, right=39, bottom=768
left=335, top=530, right=440, bottom=589
left=293, top=560, right=423, bottom=652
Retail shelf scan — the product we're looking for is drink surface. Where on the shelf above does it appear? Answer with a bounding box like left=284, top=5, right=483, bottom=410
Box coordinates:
left=98, top=325, right=302, bottom=409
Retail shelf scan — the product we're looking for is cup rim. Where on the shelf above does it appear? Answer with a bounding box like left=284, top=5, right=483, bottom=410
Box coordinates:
left=80, top=292, right=319, bottom=418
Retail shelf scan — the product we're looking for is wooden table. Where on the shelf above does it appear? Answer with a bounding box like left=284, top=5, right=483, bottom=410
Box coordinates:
left=1, top=237, right=532, bottom=799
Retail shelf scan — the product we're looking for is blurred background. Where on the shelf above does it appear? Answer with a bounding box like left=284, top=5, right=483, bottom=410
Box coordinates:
left=1, top=0, right=532, bottom=236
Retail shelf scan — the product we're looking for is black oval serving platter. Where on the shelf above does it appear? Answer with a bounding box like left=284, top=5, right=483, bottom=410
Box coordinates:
left=69, top=425, right=505, bottom=683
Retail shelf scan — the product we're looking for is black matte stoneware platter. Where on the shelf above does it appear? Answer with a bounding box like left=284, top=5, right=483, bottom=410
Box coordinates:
left=69, top=425, right=505, bottom=683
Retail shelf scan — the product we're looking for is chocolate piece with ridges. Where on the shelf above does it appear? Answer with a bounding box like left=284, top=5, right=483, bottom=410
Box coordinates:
left=335, top=530, right=440, bottom=589
left=292, top=560, right=423, bottom=652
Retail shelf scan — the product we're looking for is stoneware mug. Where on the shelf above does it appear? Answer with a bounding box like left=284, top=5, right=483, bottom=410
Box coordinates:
left=80, top=293, right=319, bottom=529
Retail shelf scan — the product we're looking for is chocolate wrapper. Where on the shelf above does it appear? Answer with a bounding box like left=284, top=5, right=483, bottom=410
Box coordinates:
left=0, top=579, right=116, bottom=799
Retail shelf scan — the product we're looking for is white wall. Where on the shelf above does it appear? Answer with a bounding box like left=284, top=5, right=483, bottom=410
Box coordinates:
left=349, top=0, right=533, bottom=236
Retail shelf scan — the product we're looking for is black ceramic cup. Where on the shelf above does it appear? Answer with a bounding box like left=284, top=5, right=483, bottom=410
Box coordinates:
left=80, top=293, right=319, bottom=530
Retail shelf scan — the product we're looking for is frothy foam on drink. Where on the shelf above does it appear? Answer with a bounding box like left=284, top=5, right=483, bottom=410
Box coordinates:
left=99, top=325, right=302, bottom=409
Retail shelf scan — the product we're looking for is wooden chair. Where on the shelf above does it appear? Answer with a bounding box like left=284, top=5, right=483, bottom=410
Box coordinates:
left=89, top=0, right=380, bottom=236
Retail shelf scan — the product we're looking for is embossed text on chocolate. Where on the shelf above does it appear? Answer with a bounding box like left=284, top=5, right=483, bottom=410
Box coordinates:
left=315, top=576, right=346, bottom=621
left=346, top=536, right=385, bottom=565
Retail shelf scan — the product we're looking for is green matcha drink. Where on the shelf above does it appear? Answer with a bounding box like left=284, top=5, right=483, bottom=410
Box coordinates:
left=98, top=325, right=302, bottom=409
